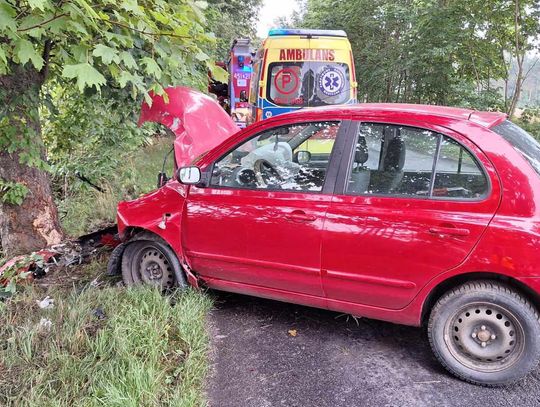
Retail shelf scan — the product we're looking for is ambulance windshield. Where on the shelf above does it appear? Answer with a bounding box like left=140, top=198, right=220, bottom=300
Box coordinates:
left=267, top=62, right=351, bottom=107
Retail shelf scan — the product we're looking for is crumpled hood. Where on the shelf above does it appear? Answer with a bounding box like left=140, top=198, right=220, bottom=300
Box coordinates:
left=138, top=86, right=239, bottom=167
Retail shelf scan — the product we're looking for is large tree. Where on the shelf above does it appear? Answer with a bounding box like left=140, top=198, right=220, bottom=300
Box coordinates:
left=0, top=0, right=214, bottom=256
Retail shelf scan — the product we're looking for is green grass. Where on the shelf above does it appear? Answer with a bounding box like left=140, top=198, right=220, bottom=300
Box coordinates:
left=59, top=137, right=174, bottom=237
left=0, top=285, right=213, bottom=407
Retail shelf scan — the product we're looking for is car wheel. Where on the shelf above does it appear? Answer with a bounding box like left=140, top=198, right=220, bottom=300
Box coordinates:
left=428, top=280, right=540, bottom=386
left=121, top=232, right=187, bottom=290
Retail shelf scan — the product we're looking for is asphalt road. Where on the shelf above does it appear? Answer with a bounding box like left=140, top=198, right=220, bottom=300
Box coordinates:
left=207, top=292, right=540, bottom=407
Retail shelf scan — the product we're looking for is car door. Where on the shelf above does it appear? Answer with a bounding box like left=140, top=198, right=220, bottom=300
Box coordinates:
left=321, top=119, right=501, bottom=309
left=182, top=119, right=349, bottom=296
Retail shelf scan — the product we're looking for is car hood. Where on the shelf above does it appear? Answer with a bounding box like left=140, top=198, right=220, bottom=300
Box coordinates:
left=138, top=86, right=239, bottom=167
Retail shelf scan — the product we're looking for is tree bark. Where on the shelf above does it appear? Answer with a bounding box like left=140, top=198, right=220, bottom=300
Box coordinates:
left=0, top=65, right=63, bottom=257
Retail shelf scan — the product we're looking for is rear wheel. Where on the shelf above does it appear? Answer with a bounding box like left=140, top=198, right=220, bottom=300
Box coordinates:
left=121, top=233, right=187, bottom=290
left=428, top=281, right=540, bottom=386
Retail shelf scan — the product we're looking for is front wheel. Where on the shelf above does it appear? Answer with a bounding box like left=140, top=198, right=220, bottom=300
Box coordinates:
left=121, top=232, right=187, bottom=290
left=428, top=281, right=540, bottom=386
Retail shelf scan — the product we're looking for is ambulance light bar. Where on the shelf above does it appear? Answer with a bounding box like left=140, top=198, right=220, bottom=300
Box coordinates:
left=268, top=29, right=347, bottom=38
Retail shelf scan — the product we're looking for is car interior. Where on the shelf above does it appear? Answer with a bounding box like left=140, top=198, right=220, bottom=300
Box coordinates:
left=211, top=122, right=338, bottom=191
left=347, top=124, right=489, bottom=199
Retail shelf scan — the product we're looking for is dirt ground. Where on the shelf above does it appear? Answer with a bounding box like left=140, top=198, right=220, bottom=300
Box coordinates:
left=207, top=292, right=540, bottom=407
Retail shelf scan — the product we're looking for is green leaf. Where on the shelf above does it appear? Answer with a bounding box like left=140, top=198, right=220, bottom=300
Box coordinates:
left=194, top=1, right=208, bottom=10
left=62, top=63, right=107, bottom=92
left=92, top=44, right=119, bottom=64
left=194, top=51, right=209, bottom=62
left=0, top=1, right=17, bottom=31
left=209, top=64, right=228, bottom=83
left=0, top=47, right=7, bottom=65
left=14, top=39, right=44, bottom=70
left=141, top=57, right=162, bottom=79
left=27, top=0, right=47, bottom=11
left=120, top=51, right=137, bottom=69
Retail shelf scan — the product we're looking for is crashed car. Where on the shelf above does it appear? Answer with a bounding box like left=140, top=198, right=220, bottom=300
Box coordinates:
left=114, top=86, right=540, bottom=386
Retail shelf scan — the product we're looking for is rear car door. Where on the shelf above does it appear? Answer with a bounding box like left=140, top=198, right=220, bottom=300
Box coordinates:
left=321, top=119, right=501, bottom=309
left=183, top=119, right=349, bottom=296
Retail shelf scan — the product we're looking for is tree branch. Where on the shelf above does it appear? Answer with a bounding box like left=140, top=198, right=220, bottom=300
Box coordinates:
left=17, top=13, right=68, bottom=32
left=104, top=19, right=190, bottom=39
left=40, top=39, right=54, bottom=82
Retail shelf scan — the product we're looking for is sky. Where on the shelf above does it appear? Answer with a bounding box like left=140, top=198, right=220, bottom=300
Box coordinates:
left=256, top=0, right=300, bottom=38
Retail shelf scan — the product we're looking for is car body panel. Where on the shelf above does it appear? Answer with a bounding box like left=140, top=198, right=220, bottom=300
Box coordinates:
left=117, top=100, right=540, bottom=327
left=183, top=187, right=330, bottom=296
left=138, top=87, right=239, bottom=167
left=321, top=116, right=502, bottom=309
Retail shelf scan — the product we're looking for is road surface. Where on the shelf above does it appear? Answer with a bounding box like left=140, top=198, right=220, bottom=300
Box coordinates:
left=207, top=292, right=540, bottom=407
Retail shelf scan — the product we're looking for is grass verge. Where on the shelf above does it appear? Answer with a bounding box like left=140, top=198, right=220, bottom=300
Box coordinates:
left=0, top=283, right=212, bottom=407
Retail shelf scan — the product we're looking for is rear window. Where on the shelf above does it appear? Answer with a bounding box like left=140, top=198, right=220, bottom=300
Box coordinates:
left=492, top=120, right=540, bottom=175
left=266, top=61, right=351, bottom=107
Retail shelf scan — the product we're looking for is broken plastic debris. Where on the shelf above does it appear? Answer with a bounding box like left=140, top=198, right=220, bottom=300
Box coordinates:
left=288, top=329, right=298, bottom=337
left=36, top=296, right=54, bottom=309
left=90, top=278, right=102, bottom=288
left=38, top=318, right=52, bottom=332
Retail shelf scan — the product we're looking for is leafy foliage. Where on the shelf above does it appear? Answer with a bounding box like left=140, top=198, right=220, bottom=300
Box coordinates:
left=0, top=0, right=214, bottom=97
left=206, top=0, right=263, bottom=60
left=0, top=179, right=29, bottom=205
left=298, top=0, right=540, bottom=111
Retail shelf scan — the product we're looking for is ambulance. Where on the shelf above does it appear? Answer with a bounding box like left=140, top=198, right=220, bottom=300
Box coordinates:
left=249, top=29, right=357, bottom=122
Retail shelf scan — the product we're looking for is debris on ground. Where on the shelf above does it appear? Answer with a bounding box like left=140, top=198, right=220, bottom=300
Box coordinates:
left=37, top=318, right=53, bottom=333
left=0, top=224, right=120, bottom=291
left=36, top=296, right=55, bottom=309
left=93, top=308, right=107, bottom=320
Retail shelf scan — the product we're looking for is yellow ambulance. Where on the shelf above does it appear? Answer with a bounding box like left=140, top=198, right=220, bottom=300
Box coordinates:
left=249, top=29, right=357, bottom=122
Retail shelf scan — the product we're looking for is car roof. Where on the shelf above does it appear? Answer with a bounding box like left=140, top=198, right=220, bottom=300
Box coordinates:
left=284, top=103, right=507, bottom=129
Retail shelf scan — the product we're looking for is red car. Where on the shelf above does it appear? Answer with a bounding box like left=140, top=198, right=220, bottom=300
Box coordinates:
left=114, top=87, right=540, bottom=386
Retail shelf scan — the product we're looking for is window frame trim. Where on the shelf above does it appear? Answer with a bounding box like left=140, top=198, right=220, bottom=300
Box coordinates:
left=335, top=121, right=492, bottom=202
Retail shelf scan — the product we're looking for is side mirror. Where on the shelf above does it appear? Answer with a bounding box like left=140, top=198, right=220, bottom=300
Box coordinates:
left=177, top=166, right=201, bottom=185
left=295, top=150, right=312, bottom=164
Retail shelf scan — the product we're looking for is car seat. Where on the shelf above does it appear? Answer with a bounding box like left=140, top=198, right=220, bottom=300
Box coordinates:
left=376, top=136, right=406, bottom=193
left=348, top=136, right=371, bottom=193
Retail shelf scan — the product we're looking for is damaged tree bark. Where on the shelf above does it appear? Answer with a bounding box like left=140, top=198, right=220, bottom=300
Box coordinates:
left=0, top=64, right=63, bottom=256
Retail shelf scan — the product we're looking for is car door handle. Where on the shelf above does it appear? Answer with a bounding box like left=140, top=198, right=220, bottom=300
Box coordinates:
left=429, top=226, right=470, bottom=237
left=285, top=211, right=317, bottom=222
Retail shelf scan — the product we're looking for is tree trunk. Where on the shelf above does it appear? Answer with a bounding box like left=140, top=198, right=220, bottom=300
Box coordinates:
left=0, top=65, right=63, bottom=257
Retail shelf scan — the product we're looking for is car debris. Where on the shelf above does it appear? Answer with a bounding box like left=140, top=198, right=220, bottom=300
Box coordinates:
left=0, top=224, right=121, bottom=290
left=36, top=296, right=55, bottom=309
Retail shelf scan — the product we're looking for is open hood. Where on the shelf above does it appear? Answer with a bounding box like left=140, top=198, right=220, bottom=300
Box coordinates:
left=138, top=86, right=239, bottom=167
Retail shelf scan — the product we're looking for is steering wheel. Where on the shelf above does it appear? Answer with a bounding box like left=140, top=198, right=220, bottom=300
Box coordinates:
left=253, top=159, right=283, bottom=187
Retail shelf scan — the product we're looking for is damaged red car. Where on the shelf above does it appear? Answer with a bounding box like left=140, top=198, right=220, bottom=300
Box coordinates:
left=113, top=86, right=540, bottom=386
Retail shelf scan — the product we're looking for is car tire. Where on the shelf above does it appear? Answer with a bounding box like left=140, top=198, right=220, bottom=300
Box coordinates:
left=121, top=232, right=187, bottom=290
left=428, top=280, right=540, bottom=386
left=106, top=243, right=126, bottom=276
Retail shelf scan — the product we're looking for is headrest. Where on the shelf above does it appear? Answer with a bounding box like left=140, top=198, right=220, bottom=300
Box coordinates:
left=355, top=137, right=369, bottom=164
left=383, top=137, right=406, bottom=171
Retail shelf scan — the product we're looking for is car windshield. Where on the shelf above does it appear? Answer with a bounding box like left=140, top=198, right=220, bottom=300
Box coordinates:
left=267, top=62, right=351, bottom=107
left=492, top=120, right=540, bottom=175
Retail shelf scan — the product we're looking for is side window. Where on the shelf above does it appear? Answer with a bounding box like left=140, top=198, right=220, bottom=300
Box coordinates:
left=348, top=123, right=438, bottom=196
left=433, top=137, right=488, bottom=198
left=211, top=121, right=340, bottom=192
left=346, top=123, right=488, bottom=199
